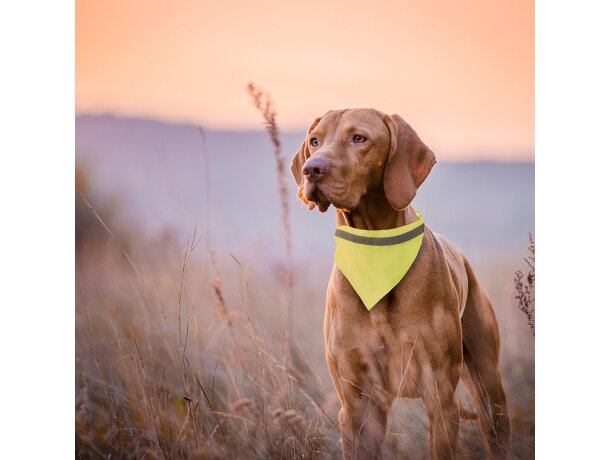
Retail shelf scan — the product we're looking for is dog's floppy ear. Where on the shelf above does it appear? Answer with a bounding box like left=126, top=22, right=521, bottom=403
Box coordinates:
left=290, top=116, right=322, bottom=208
left=382, top=114, right=437, bottom=210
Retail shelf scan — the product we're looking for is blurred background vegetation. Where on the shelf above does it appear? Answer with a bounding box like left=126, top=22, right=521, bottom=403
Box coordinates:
left=75, top=114, right=534, bottom=459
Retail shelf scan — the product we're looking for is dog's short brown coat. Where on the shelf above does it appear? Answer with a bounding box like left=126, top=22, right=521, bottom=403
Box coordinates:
left=291, top=109, right=510, bottom=459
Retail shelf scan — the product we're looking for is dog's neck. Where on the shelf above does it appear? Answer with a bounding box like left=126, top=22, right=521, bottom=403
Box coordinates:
left=336, top=192, right=419, bottom=230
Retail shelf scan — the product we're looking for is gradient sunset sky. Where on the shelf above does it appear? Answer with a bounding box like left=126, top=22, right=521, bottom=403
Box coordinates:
left=76, top=0, right=533, bottom=160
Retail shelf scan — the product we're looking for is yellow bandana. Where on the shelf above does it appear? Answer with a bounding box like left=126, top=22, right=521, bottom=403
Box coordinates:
left=334, top=212, right=425, bottom=310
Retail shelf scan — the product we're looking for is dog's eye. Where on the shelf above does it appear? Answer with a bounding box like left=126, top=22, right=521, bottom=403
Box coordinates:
left=352, top=134, right=367, bottom=143
left=309, top=137, right=319, bottom=147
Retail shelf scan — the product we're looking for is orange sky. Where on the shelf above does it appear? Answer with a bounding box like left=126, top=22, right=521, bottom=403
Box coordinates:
left=76, top=0, right=533, bottom=160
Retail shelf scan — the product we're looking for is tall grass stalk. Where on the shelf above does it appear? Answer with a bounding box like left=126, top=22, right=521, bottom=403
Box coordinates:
left=247, top=82, right=294, bottom=369
left=197, top=126, right=212, bottom=287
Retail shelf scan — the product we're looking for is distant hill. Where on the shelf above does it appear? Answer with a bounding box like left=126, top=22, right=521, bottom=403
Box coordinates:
left=76, top=114, right=534, bottom=271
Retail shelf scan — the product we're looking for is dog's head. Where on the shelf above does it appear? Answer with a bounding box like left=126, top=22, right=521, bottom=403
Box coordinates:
left=290, top=108, right=436, bottom=213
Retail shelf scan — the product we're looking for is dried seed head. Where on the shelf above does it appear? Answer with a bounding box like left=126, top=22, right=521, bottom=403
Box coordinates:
left=230, top=398, right=253, bottom=413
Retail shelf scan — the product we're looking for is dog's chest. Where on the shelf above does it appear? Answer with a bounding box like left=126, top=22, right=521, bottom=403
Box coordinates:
left=325, top=302, right=424, bottom=397
left=325, top=259, right=464, bottom=396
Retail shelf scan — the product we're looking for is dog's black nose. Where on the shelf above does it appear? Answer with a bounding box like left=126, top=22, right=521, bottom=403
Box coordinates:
left=303, top=157, right=329, bottom=182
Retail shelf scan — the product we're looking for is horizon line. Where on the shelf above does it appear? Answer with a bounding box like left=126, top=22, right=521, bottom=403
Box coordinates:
left=76, top=111, right=535, bottom=163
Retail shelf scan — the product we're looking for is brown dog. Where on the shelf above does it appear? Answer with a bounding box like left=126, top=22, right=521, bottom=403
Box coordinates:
left=290, top=109, right=510, bottom=459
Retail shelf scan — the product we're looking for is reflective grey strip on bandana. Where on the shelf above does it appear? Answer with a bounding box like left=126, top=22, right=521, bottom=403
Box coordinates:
left=334, top=222, right=425, bottom=246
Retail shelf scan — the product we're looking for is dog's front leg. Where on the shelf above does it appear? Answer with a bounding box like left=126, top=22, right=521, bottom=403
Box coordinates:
left=421, top=376, right=460, bottom=460
left=337, top=395, right=388, bottom=460
left=327, top=352, right=390, bottom=460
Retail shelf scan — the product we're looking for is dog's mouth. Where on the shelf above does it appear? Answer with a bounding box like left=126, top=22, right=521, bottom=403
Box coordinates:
left=302, top=182, right=331, bottom=212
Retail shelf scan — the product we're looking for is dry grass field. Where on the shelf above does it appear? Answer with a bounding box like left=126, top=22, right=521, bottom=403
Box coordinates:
left=75, top=95, right=533, bottom=458
left=75, top=191, right=534, bottom=460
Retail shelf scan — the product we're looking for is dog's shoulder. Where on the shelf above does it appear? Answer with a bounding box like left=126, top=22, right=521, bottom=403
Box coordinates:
left=428, top=230, right=465, bottom=265
left=423, top=228, right=469, bottom=313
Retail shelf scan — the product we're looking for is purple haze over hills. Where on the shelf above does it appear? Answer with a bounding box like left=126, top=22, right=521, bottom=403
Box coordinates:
left=76, top=114, right=534, bottom=271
